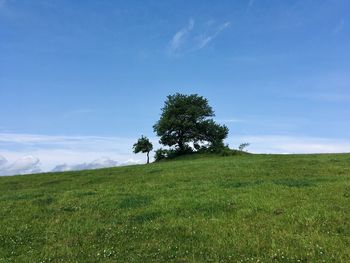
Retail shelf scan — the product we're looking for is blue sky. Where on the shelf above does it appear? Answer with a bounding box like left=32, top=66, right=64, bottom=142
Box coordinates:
left=0, top=0, right=350, bottom=175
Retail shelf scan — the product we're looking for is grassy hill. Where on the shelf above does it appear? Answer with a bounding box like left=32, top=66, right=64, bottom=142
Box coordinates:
left=0, top=153, right=349, bottom=262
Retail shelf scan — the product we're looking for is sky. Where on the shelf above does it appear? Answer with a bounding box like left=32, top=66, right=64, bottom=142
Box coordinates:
left=0, top=0, right=350, bottom=175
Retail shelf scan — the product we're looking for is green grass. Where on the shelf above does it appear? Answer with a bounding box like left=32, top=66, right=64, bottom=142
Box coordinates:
left=0, top=153, right=350, bottom=262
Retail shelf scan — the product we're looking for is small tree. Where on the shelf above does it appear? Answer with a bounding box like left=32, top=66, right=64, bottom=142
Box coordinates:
left=133, top=136, right=153, bottom=164
left=238, top=143, right=250, bottom=152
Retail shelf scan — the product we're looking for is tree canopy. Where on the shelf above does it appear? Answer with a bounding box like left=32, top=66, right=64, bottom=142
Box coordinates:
left=153, top=93, right=228, bottom=153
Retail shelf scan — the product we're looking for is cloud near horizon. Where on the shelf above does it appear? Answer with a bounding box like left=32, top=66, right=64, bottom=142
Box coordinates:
left=0, top=155, right=41, bottom=176
left=1, top=132, right=350, bottom=176
left=231, top=135, right=350, bottom=154
left=0, top=154, right=141, bottom=176
left=52, top=157, right=140, bottom=172
left=0, top=133, right=150, bottom=176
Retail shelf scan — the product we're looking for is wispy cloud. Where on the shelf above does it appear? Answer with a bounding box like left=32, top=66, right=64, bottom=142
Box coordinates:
left=197, top=22, right=231, bottom=49
left=169, top=19, right=194, bottom=53
left=168, top=19, right=231, bottom=55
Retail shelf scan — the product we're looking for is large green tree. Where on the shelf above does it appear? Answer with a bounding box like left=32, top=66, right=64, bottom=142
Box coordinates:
left=133, top=136, right=153, bottom=164
left=153, top=93, right=228, bottom=153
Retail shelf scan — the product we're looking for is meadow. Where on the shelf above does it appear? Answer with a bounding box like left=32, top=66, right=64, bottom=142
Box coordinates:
left=0, top=153, right=349, bottom=262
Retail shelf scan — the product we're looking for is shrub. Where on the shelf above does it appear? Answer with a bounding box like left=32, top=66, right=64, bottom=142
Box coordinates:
left=238, top=143, right=250, bottom=152
left=154, top=148, right=169, bottom=161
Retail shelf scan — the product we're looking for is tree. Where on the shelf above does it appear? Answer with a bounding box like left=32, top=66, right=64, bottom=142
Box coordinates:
left=238, top=143, right=250, bottom=152
left=198, top=119, right=229, bottom=151
left=153, top=93, right=229, bottom=153
left=133, top=136, right=153, bottom=164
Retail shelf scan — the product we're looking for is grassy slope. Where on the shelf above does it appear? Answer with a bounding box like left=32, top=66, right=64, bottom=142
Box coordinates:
left=0, top=154, right=349, bottom=262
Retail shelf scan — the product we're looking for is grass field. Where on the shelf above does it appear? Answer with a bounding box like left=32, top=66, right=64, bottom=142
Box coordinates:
left=0, top=153, right=349, bottom=262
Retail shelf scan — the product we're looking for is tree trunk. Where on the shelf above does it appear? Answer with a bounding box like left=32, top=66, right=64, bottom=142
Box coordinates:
left=178, top=141, right=186, bottom=153
left=146, top=152, right=150, bottom=164
left=178, top=132, right=185, bottom=153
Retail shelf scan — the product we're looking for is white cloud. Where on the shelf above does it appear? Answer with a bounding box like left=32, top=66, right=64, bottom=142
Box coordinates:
left=1, top=132, right=349, bottom=176
left=53, top=157, right=117, bottom=172
left=197, top=22, right=231, bottom=49
left=169, top=19, right=194, bottom=52
left=0, top=133, right=140, bottom=151
left=52, top=157, right=141, bottom=172
left=0, top=155, right=7, bottom=166
left=168, top=19, right=230, bottom=55
left=230, top=135, right=350, bottom=154
left=0, top=155, right=41, bottom=176
left=0, top=133, right=157, bottom=176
